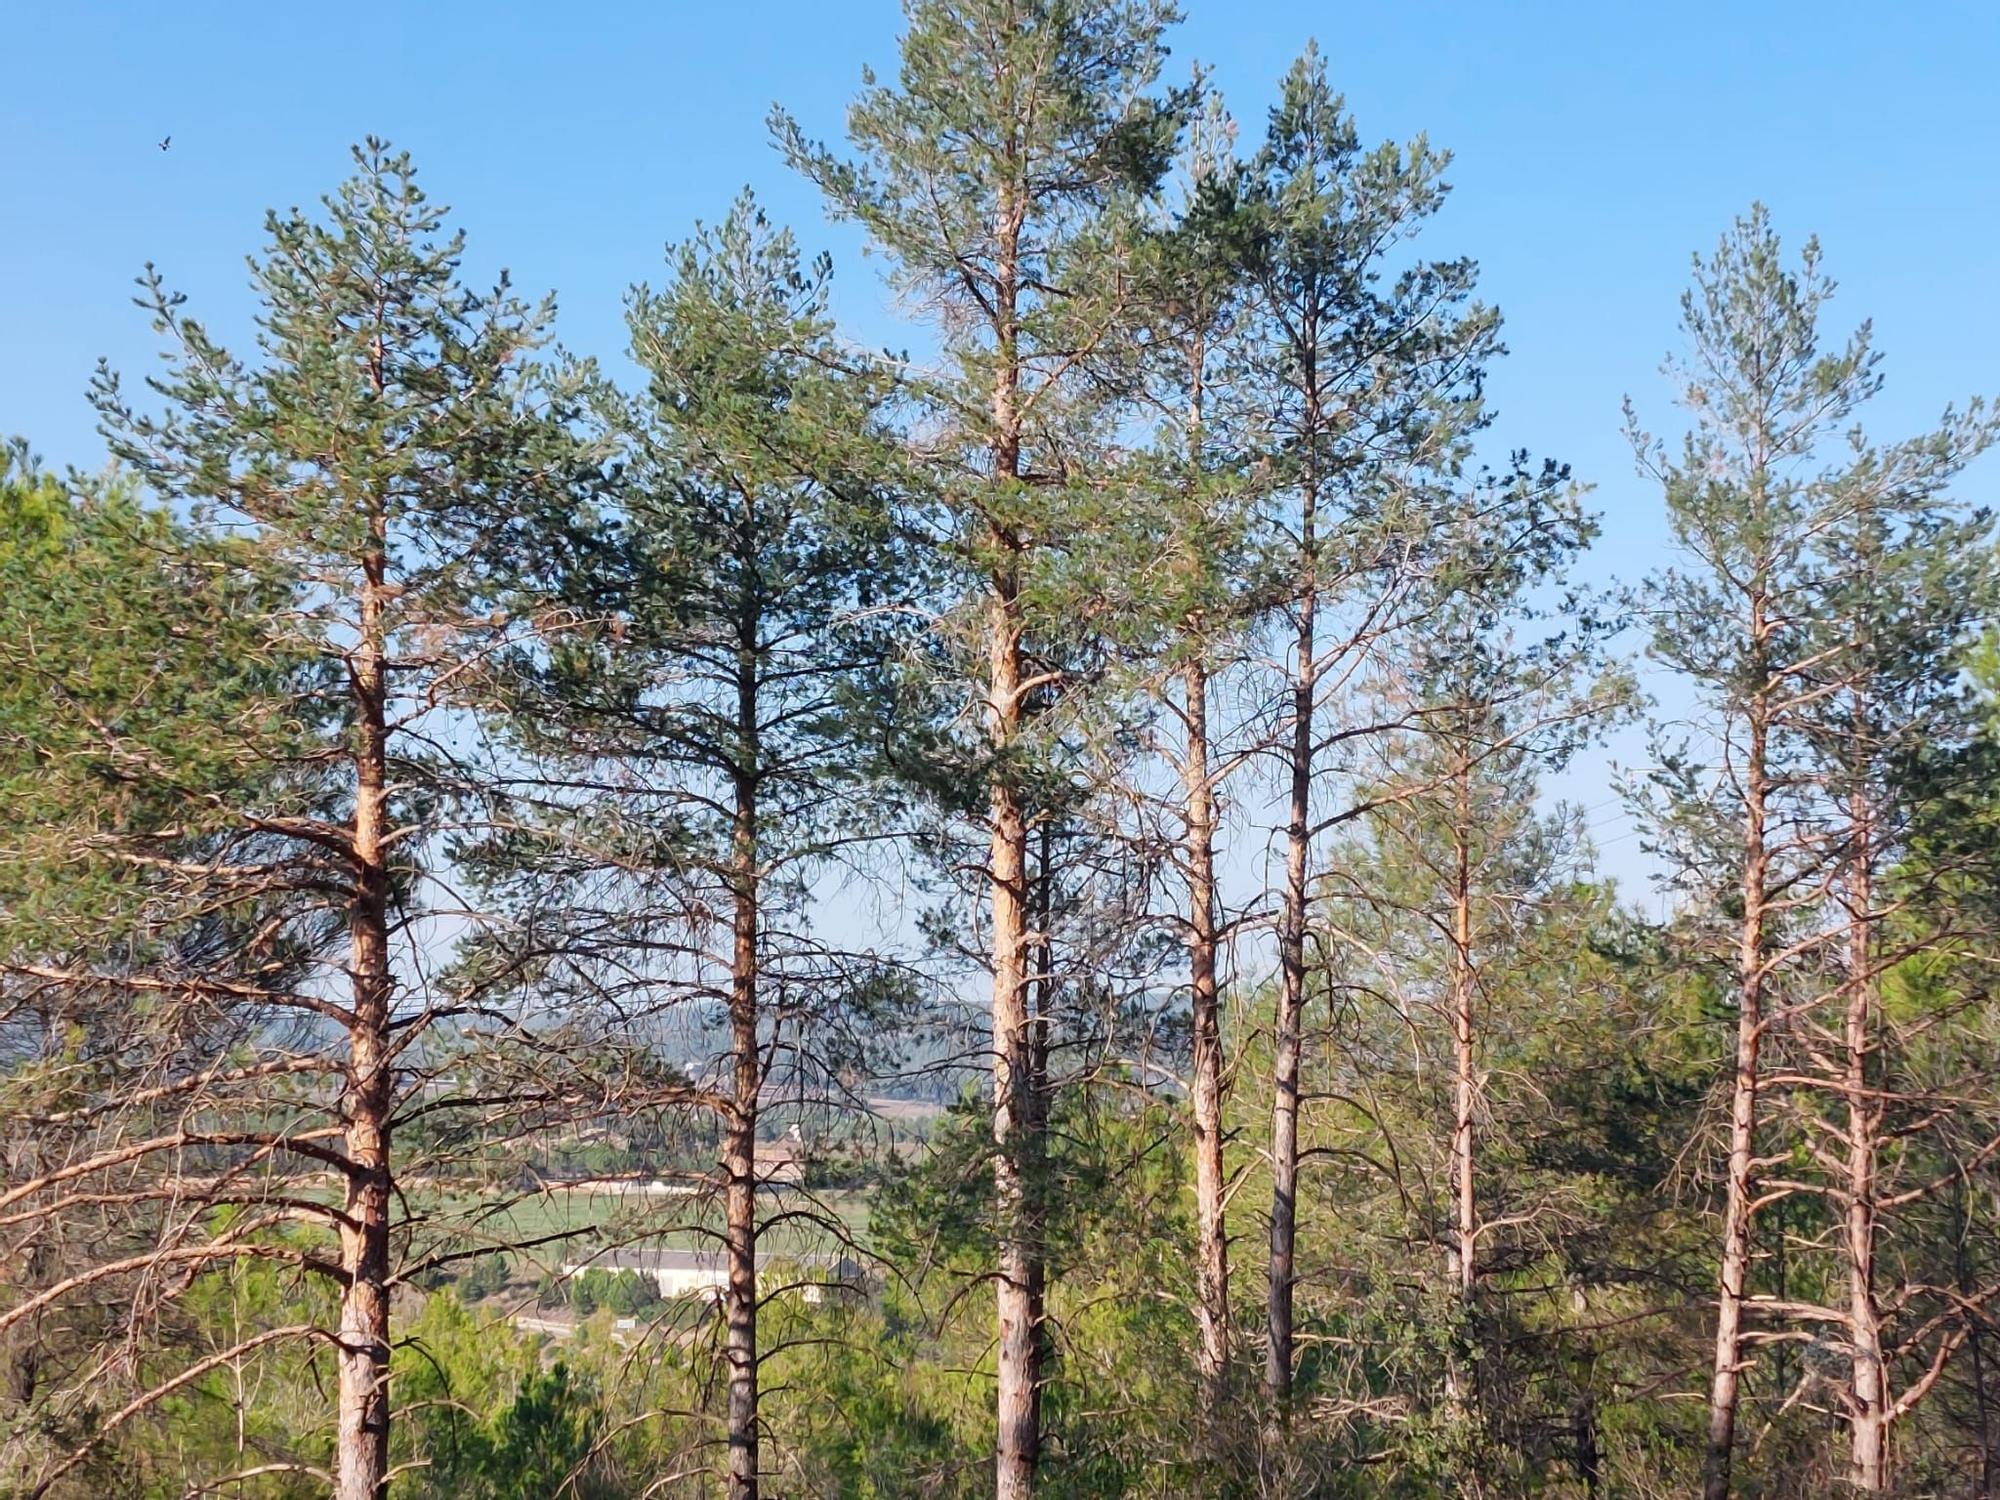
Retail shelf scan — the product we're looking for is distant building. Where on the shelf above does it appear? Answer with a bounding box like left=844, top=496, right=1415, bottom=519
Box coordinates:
left=559, top=1247, right=860, bottom=1304
left=544, top=1176, right=697, bottom=1197
left=752, top=1135, right=807, bottom=1187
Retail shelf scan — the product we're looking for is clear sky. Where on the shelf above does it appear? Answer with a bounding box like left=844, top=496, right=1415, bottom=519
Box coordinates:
left=5, top=0, right=1998, bottom=891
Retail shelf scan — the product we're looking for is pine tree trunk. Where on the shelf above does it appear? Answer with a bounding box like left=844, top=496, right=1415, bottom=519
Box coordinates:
left=1980, top=1322, right=2000, bottom=1500
left=1842, top=794, right=1889, bottom=1494
left=724, top=958, right=759, bottom=1500
left=1184, top=658, right=1229, bottom=1419
left=990, top=653, right=1037, bottom=1500
left=1572, top=1394, right=1602, bottom=1498
left=1025, top=1003, right=1050, bottom=1476
left=335, top=547, right=393, bottom=1500
left=1447, top=756, right=1477, bottom=1414
left=1450, top=757, right=1477, bottom=1303
left=1025, top=822, right=1054, bottom=1473
left=989, top=178, right=1040, bottom=1500
left=724, top=516, right=768, bottom=1500
left=1266, top=423, right=1319, bottom=1421
left=1703, top=699, right=1770, bottom=1500
left=725, top=636, right=762, bottom=1500
left=1955, top=1183, right=1997, bottom=1498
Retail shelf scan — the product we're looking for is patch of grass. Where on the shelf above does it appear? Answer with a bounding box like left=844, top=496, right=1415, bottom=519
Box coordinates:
left=408, top=1186, right=873, bottom=1269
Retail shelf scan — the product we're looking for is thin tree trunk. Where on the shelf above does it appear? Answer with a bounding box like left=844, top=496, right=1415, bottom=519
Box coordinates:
left=1266, top=406, right=1319, bottom=1420
left=1703, top=686, right=1770, bottom=1500
left=1572, top=1395, right=1601, bottom=1499
left=1025, top=821, right=1054, bottom=1470
left=991, top=620, right=1036, bottom=1500
left=724, top=624, right=763, bottom=1500
left=1955, top=1182, right=1997, bottom=1498
left=989, top=174, right=1039, bottom=1500
left=1446, top=753, right=1477, bottom=1413
left=1176, top=332, right=1230, bottom=1423
left=1184, top=657, right=1229, bottom=1418
left=335, top=540, right=393, bottom=1500
left=1842, top=792, right=1889, bottom=1493
left=1449, top=755, right=1477, bottom=1303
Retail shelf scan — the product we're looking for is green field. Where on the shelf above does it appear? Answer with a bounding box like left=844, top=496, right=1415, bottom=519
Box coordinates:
left=418, top=1186, right=873, bottom=1267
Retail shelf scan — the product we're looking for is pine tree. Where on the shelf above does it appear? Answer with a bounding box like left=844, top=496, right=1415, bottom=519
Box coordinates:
left=1628, top=206, right=1944, bottom=1500
left=1237, top=42, right=1497, bottom=1425
left=1759, top=262, right=1995, bottom=1492
left=779, top=6, right=1186, bottom=1491
left=467, top=195, right=911, bottom=1500
left=1118, top=85, right=1263, bottom=1427
left=0, top=144, right=591, bottom=1500
left=1348, top=457, right=1625, bottom=1466
left=0, top=456, right=318, bottom=1497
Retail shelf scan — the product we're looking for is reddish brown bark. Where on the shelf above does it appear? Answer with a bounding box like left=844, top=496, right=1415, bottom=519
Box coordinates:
left=334, top=534, right=393, bottom=1500
left=724, top=621, right=763, bottom=1500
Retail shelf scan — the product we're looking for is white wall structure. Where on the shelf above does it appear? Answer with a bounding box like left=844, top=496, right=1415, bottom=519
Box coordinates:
left=560, top=1248, right=859, bottom=1304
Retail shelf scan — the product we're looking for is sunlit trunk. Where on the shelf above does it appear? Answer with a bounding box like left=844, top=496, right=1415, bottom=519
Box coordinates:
left=1841, top=790, right=1889, bottom=1493
left=1446, top=754, right=1477, bottom=1413
left=335, top=541, right=393, bottom=1500
left=1703, top=678, right=1770, bottom=1500
left=1184, top=658, right=1229, bottom=1417
left=990, top=177, right=1039, bottom=1499
left=1267, top=413, right=1319, bottom=1423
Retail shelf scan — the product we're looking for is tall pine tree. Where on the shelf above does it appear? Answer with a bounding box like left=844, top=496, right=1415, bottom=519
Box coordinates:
left=1238, top=42, right=1497, bottom=1425
left=780, top=6, right=1185, bottom=1491
left=467, top=196, right=910, bottom=1500
left=1, top=144, right=591, bottom=1500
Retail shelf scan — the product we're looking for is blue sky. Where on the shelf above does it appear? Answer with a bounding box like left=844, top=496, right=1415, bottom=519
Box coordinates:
left=5, top=0, right=1998, bottom=891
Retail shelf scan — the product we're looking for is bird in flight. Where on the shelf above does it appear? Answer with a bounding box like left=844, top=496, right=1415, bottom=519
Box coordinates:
left=158, top=136, right=171, bottom=151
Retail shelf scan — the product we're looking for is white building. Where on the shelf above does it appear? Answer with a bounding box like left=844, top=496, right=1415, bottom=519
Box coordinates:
left=559, top=1247, right=859, bottom=1304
